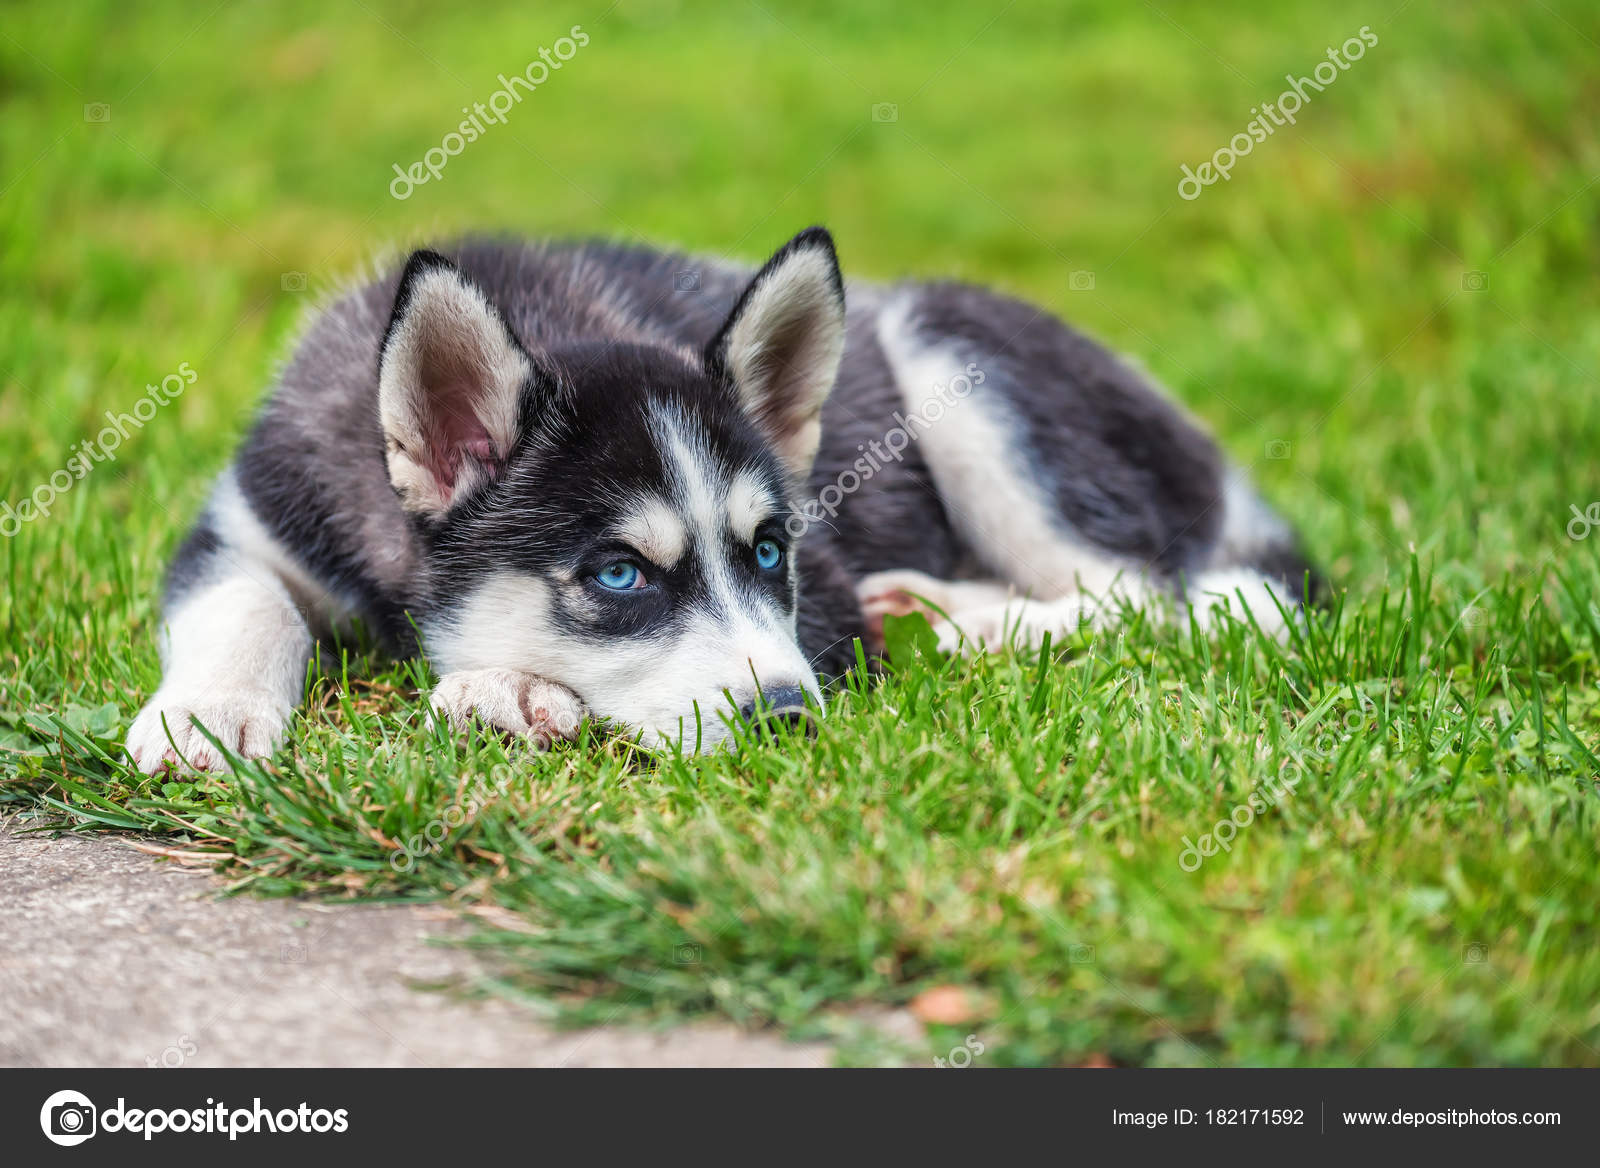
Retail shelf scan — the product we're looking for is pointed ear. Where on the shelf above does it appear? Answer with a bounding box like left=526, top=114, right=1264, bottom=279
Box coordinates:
left=377, top=250, right=531, bottom=517
left=705, top=227, right=846, bottom=480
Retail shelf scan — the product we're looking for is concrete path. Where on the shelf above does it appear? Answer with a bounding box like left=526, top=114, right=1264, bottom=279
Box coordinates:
left=0, top=824, right=871, bottom=1067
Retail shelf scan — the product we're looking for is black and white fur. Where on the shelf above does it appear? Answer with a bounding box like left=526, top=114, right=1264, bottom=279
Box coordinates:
left=127, top=227, right=1315, bottom=770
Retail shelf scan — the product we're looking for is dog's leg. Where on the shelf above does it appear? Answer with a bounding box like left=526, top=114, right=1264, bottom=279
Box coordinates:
left=931, top=571, right=1294, bottom=653
left=873, top=296, right=1159, bottom=651
left=863, top=567, right=1291, bottom=655
left=126, top=560, right=311, bottom=773
left=872, top=289, right=1303, bottom=655
left=127, top=471, right=330, bottom=773
left=860, top=569, right=1155, bottom=655
left=929, top=582, right=1150, bottom=654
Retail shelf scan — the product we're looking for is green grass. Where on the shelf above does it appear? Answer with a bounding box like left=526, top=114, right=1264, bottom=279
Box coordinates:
left=3, top=0, right=1599, bottom=1066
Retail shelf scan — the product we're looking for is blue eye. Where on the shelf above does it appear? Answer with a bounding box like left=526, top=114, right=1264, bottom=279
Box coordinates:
left=755, top=539, right=784, bottom=571
left=595, top=560, right=645, bottom=591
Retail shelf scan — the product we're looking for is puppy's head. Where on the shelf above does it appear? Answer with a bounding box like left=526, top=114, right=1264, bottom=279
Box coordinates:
left=377, top=228, right=847, bottom=750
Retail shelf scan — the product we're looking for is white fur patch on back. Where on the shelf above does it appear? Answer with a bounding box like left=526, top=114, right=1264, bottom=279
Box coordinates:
left=875, top=294, right=1137, bottom=600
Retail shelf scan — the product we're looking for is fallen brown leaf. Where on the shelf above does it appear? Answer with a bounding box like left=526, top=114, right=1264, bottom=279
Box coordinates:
left=909, top=985, right=992, bottom=1026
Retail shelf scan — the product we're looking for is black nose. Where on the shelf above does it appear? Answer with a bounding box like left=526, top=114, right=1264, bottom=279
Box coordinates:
left=738, top=685, right=813, bottom=732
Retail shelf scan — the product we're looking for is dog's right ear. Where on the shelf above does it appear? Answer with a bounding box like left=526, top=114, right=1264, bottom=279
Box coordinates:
left=377, top=250, right=531, bottom=517
left=705, top=227, right=846, bottom=482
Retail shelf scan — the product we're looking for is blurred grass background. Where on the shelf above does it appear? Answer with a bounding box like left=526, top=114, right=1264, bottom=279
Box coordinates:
left=2, top=0, right=1597, bottom=583
left=2, top=0, right=1597, bottom=591
left=3, top=0, right=1599, bottom=1065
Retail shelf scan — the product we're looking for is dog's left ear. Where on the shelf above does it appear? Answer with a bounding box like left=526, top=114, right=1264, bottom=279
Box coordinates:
left=706, top=227, right=846, bottom=480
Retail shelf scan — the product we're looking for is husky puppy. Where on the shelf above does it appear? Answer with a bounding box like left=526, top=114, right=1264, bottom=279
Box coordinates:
left=126, top=227, right=1314, bottom=770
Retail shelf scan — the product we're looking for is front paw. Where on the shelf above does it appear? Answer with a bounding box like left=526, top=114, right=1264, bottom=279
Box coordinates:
left=126, top=688, right=290, bottom=774
left=855, top=570, right=950, bottom=652
left=429, top=669, right=587, bottom=749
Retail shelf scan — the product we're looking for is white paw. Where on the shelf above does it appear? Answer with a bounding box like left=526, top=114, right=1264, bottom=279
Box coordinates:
left=931, top=601, right=1018, bottom=656
left=856, top=570, right=982, bottom=651
left=856, top=569, right=955, bottom=617
left=857, top=571, right=939, bottom=652
left=126, top=688, right=291, bottom=774
left=1187, top=571, right=1294, bottom=638
left=429, top=669, right=587, bottom=749
left=933, top=596, right=1101, bottom=656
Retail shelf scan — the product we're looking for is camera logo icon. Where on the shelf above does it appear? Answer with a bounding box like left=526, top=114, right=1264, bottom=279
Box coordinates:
left=83, top=103, right=111, bottom=123
left=870, top=102, right=898, bottom=123
left=1069, top=270, right=1095, bottom=291
left=1463, top=942, right=1489, bottom=964
left=1265, top=438, right=1292, bottom=460
left=1068, top=943, right=1096, bottom=965
left=40, top=1090, right=97, bottom=1146
left=673, top=942, right=702, bottom=965
left=1461, top=271, right=1488, bottom=292
left=673, top=269, right=700, bottom=292
left=281, top=271, right=308, bottom=293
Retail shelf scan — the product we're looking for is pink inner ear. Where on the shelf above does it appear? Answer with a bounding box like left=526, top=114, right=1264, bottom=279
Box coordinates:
left=421, top=377, right=503, bottom=500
